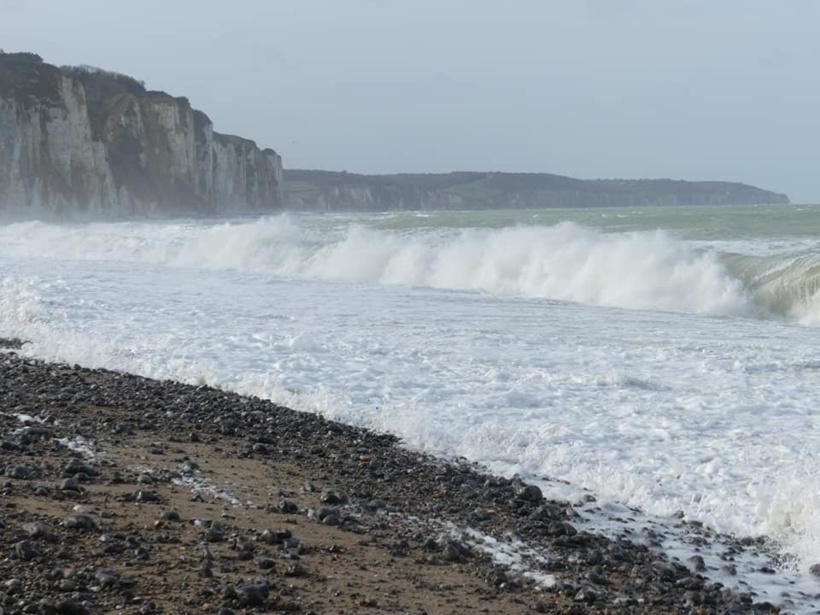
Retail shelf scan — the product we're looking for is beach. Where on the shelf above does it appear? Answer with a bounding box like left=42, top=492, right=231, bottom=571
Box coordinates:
left=0, top=339, right=777, bottom=613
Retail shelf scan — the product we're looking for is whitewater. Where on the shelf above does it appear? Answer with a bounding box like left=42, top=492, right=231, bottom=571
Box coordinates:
left=4, top=203, right=820, bottom=607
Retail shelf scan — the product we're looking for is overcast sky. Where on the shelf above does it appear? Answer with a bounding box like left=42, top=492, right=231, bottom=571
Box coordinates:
left=1, top=0, right=818, bottom=201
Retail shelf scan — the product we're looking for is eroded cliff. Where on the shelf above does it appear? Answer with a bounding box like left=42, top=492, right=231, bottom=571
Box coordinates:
left=0, top=52, right=282, bottom=217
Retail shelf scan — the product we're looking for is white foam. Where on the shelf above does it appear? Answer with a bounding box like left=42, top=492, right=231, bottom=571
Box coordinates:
left=56, top=436, right=97, bottom=459
left=6, top=412, right=46, bottom=424
left=447, top=523, right=557, bottom=589
left=0, top=217, right=752, bottom=316
left=171, top=475, right=250, bottom=508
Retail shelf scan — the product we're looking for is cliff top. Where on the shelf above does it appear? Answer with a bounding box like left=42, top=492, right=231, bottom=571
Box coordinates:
left=0, top=51, right=210, bottom=130
left=0, top=51, right=63, bottom=107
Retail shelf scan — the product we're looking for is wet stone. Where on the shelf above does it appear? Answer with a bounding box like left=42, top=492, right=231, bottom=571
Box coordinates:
left=59, top=478, right=82, bottom=492
left=651, top=560, right=678, bottom=581
left=21, top=522, right=49, bottom=542
left=63, top=458, right=97, bottom=477
left=236, top=582, right=268, bottom=607
left=284, top=562, right=307, bottom=577
left=320, top=489, right=347, bottom=505
left=363, top=498, right=386, bottom=512
left=58, top=578, right=78, bottom=592
left=15, top=539, right=38, bottom=560
left=135, top=490, right=160, bottom=503
left=55, top=597, right=88, bottom=614
left=61, top=514, right=96, bottom=531
left=5, top=578, right=23, bottom=594
left=277, top=498, right=299, bottom=514
left=114, top=422, right=135, bottom=435
left=485, top=568, right=508, bottom=587
left=7, top=464, right=37, bottom=480
left=440, top=538, right=472, bottom=563
left=516, top=483, right=543, bottom=503
left=94, top=569, right=120, bottom=589
left=686, top=555, right=706, bottom=573
left=574, top=588, right=598, bottom=603
left=259, top=528, right=291, bottom=545
left=205, top=525, right=226, bottom=542
left=17, top=426, right=51, bottom=443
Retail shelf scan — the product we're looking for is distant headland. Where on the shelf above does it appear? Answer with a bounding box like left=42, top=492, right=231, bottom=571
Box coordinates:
left=283, top=170, right=789, bottom=212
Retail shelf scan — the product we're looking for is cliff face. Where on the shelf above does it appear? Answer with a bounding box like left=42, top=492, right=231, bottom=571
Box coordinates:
left=0, top=52, right=282, bottom=218
left=284, top=170, right=790, bottom=211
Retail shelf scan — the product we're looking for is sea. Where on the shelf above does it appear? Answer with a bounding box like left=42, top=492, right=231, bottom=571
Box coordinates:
left=3, top=204, right=820, bottom=610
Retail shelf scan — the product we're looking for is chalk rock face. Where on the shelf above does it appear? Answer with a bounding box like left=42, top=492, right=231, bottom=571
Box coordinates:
left=0, top=52, right=282, bottom=218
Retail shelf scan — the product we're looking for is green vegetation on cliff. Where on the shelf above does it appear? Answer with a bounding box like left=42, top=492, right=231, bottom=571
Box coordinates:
left=284, top=170, right=789, bottom=211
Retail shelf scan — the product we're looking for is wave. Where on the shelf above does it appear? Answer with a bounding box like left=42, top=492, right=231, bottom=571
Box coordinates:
left=2, top=216, right=820, bottom=323
left=720, top=253, right=820, bottom=325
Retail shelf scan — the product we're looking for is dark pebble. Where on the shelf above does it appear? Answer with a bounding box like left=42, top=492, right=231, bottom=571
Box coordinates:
left=61, top=514, right=96, bottom=531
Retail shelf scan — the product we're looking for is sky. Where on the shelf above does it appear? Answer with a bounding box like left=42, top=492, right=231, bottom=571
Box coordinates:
left=1, top=0, right=818, bottom=201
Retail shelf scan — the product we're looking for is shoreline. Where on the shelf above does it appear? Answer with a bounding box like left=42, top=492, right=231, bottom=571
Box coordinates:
left=0, top=340, right=781, bottom=613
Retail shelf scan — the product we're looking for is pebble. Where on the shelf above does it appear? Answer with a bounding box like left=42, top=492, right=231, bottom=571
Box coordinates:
left=135, top=490, right=160, bottom=503
left=440, top=538, right=472, bottom=563
left=236, top=582, right=268, bottom=607
left=259, top=528, right=291, bottom=545
left=61, top=514, right=97, bottom=531
left=22, top=521, right=50, bottom=539
left=63, top=458, right=97, bottom=477
left=686, top=554, right=706, bottom=573
left=205, top=524, right=226, bottom=542
left=14, top=539, right=38, bottom=560
left=277, top=498, right=299, bottom=514
left=651, top=560, right=678, bottom=581
left=55, top=597, right=88, bottom=614
left=516, top=483, right=543, bottom=503
left=59, top=477, right=82, bottom=492
left=7, top=464, right=36, bottom=480
left=320, top=489, right=347, bottom=505
left=94, top=569, right=121, bottom=589
left=284, top=562, right=307, bottom=577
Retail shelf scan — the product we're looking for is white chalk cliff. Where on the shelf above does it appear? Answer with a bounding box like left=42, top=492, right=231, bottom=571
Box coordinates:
left=0, top=52, right=282, bottom=217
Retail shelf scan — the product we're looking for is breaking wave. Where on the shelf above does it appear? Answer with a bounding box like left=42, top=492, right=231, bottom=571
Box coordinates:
left=1, top=216, right=820, bottom=323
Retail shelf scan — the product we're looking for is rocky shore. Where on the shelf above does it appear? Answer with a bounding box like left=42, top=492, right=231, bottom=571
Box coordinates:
left=0, top=339, right=780, bottom=614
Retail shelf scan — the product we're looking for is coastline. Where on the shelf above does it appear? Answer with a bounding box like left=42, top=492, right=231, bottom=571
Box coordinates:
left=0, top=340, right=778, bottom=614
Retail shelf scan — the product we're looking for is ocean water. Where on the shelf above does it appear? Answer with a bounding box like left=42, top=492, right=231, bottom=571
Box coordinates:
left=3, top=204, right=820, bottom=605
